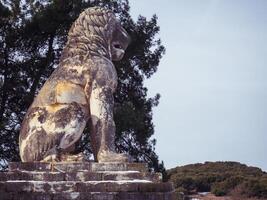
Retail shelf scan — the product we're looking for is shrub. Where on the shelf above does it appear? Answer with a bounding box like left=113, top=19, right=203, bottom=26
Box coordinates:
left=167, top=161, right=267, bottom=198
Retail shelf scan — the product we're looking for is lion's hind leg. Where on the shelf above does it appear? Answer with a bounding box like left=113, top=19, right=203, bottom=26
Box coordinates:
left=19, top=106, right=59, bottom=162
left=20, top=123, right=62, bottom=162
left=20, top=103, right=88, bottom=162
left=45, top=102, right=88, bottom=161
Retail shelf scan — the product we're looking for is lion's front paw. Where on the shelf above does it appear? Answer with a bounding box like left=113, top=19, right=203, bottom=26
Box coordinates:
left=41, top=154, right=60, bottom=162
left=60, top=152, right=86, bottom=162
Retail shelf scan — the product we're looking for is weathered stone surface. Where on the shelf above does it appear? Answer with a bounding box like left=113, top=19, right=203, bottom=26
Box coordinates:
left=0, top=192, right=175, bottom=200
left=9, top=162, right=148, bottom=172
left=1, top=162, right=175, bottom=200
left=0, top=181, right=173, bottom=193
left=0, top=181, right=175, bottom=199
left=0, top=170, right=161, bottom=183
left=0, top=171, right=64, bottom=181
left=19, top=6, right=131, bottom=163
left=5, top=6, right=175, bottom=200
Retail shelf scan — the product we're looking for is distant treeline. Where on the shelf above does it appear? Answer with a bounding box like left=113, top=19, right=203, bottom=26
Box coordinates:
left=167, top=161, right=267, bottom=199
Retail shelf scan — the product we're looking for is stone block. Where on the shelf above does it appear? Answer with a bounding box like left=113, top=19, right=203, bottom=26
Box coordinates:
left=90, top=192, right=117, bottom=200
left=66, top=172, right=102, bottom=181
left=102, top=171, right=141, bottom=181
left=138, top=182, right=174, bottom=192
left=52, top=192, right=82, bottom=200
left=8, top=162, right=148, bottom=173
left=0, top=171, right=65, bottom=181
left=9, top=162, right=51, bottom=171
left=2, top=162, right=175, bottom=200
left=105, top=182, right=139, bottom=192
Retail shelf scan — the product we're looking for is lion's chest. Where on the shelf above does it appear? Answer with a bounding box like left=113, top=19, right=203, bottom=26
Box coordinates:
left=92, top=58, right=118, bottom=90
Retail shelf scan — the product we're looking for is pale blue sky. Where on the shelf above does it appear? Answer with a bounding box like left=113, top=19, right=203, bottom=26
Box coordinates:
left=130, top=0, right=267, bottom=171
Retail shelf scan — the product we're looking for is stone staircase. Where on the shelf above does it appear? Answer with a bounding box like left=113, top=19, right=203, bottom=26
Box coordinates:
left=0, top=162, right=175, bottom=200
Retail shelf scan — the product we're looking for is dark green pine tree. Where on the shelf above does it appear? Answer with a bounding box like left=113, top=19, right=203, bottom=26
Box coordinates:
left=0, top=0, right=165, bottom=173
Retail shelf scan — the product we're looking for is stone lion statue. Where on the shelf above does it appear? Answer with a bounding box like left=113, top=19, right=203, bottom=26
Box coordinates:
left=19, top=7, right=130, bottom=163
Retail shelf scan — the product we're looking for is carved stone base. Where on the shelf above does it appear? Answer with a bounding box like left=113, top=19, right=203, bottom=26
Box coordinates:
left=0, top=162, right=175, bottom=200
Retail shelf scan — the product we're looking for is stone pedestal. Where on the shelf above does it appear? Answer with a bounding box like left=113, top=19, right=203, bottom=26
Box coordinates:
left=0, top=162, right=175, bottom=200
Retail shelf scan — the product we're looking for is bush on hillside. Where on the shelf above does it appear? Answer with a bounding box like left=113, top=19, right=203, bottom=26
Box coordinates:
left=167, top=161, right=267, bottom=198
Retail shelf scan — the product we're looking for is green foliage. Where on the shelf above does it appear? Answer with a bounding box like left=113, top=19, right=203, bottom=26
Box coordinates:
left=0, top=0, right=165, bottom=172
left=238, top=178, right=267, bottom=198
left=212, top=186, right=227, bottom=196
left=211, top=176, right=244, bottom=196
left=167, top=161, right=267, bottom=198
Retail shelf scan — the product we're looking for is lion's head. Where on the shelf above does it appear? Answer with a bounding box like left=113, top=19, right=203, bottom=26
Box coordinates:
left=63, top=7, right=130, bottom=62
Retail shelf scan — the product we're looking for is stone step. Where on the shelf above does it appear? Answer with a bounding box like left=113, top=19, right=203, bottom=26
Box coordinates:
left=1, top=162, right=175, bottom=199
left=0, top=170, right=161, bottom=182
left=0, top=191, right=176, bottom=200
left=0, top=180, right=174, bottom=194
left=9, top=162, right=148, bottom=173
